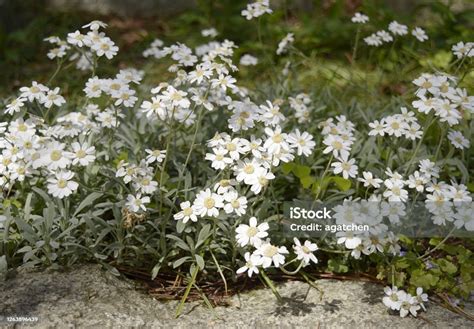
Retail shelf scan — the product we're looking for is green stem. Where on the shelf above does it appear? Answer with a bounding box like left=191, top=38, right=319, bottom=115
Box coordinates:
left=352, top=27, right=361, bottom=65
left=418, top=226, right=457, bottom=260
left=175, top=265, right=199, bottom=318
left=260, top=270, right=282, bottom=302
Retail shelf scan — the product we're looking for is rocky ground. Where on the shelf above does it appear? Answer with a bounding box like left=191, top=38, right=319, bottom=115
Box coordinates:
left=0, top=264, right=472, bottom=328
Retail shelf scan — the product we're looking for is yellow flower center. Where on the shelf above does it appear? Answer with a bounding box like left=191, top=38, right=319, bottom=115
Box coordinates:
left=50, top=150, right=62, bottom=161
left=204, top=197, right=215, bottom=209
left=57, top=179, right=67, bottom=189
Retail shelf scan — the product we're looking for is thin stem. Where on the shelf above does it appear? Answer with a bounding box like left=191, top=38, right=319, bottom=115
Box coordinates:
left=175, top=265, right=199, bottom=318
left=418, top=226, right=457, bottom=260
left=352, top=27, right=361, bottom=65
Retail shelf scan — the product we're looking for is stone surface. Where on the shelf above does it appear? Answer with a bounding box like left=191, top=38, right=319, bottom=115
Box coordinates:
left=0, top=264, right=472, bottom=328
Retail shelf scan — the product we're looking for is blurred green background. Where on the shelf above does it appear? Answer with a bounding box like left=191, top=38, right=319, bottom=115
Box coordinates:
left=0, top=0, right=473, bottom=97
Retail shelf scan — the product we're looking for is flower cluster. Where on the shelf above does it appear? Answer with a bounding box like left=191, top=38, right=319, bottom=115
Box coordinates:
left=360, top=17, right=428, bottom=46
left=241, top=1, right=272, bottom=20
left=452, top=41, right=474, bottom=59
left=369, top=107, right=422, bottom=140
left=45, top=20, right=118, bottom=70
left=412, top=73, right=473, bottom=127
left=319, top=115, right=358, bottom=179
left=383, top=286, right=428, bottom=317
left=235, top=216, right=318, bottom=277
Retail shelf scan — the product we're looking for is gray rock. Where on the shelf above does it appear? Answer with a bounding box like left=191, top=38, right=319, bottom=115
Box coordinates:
left=0, top=264, right=472, bottom=328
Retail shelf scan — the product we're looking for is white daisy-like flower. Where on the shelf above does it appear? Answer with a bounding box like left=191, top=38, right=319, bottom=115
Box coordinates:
left=223, top=191, right=247, bottom=216
left=235, top=217, right=269, bottom=247
left=411, top=27, right=428, bottom=42
left=47, top=171, right=79, bottom=199
left=388, top=21, right=408, bottom=36
left=193, top=188, right=224, bottom=218
left=331, top=154, right=358, bottom=179
left=71, top=142, right=96, bottom=166
left=236, top=252, right=263, bottom=277
left=447, top=130, right=470, bottom=149
left=240, top=54, right=258, bottom=66
left=126, top=194, right=150, bottom=212
left=205, top=148, right=233, bottom=170
left=288, top=129, right=315, bottom=157
left=358, top=171, right=383, bottom=188
left=254, top=241, right=289, bottom=268
left=351, top=12, right=369, bottom=24
left=293, top=238, right=318, bottom=266
left=382, top=286, right=403, bottom=310
left=174, top=201, right=198, bottom=223
left=145, top=149, right=166, bottom=164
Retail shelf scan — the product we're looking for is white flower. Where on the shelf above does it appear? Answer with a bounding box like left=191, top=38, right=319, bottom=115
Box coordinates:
left=241, top=1, right=272, bottom=20
left=263, top=126, right=289, bottom=154
left=259, top=100, right=285, bottom=126
left=322, top=134, right=350, bottom=159
left=406, top=171, right=428, bottom=192
left=5, top=97, right=26, bottom=115
left=384, top=116, right=408, bottom=137
left=248, top=167, right=275, bottom=194
left=383, top=179, right=408, bottom=202
left=447, top=130, right=470, bottom=149
left=255, top=241, right=288, bottom=268
left=399, top=294, right=420, bottom=318
left=382, top=286, right=403, bottom=310
left=415, top=287, right=428, bottom=311
left=135, top=176, right=158, bottom=194
left=452, top=41, right=474, bottom=59
left=71, top=142, right=96, bottom=166
left=201, top=28, right=218, bottom=38
left=293, top=238, right=318, bottom=266
left=193, top=188, right=224, bottom=218
left=288, top=129, right=315, bottom=157
left=84, top=77, right=104, bottom=98
left=82, top=20, right=108, bottom=31
left=364, top=34, right=382, bottom=47
left=206, top=148, right=233, bottom=170
left=351, top=12, right=369, bottom=24
left=388, top=21, right=408, bottom=36
left=332, top=154, right=358, bottom=179
left=358, top=171, right=383, bottom=188
left=67, top=30, right=86, bottom=47
left=235, top=217, right=269, bottom=247
left=236, top=252, right=263, bottom=277
left=126, top=194, right=150, bottom=212
left=276, top=33, right=294, bottom=55
left=40, top=142, right=72, bottom=170
left=419, top=159, right=440, bottom=179
left=223, top=191, right=247, bottom=216
left=40, top=87, right=66, bottom=108
left=145, top=149, right=166, bottom=164
left=377, top=30, right=393, bottom=43
left=453, top=203, right=474, bottom=231
left=411, top=27, right=428, bottom=42
left=91, top=37, right=118, bottom=59
left=336, top=232, right=362, bottom=249
left=211, top=74, right=237, bottom=92
left=174, top=201, right=198, bottom=223
left=20, top=81, right=48, bottom=101
left=47, top=171, right=79, bottom=199
left=234, top=158, right=262, bottom=184
left=240, top=54, right=258, bottom=66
